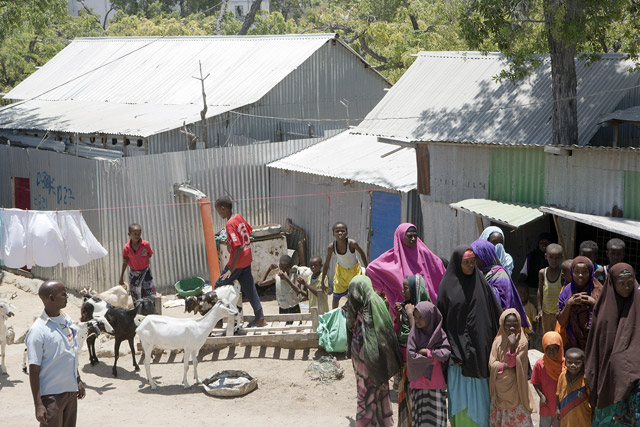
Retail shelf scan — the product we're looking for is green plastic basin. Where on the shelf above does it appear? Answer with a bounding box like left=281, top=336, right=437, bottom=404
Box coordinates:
left=174, top=276, right=205, bottom=297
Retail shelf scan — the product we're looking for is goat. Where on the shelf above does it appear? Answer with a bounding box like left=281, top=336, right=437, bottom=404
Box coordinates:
left=22, top=319, right=103, bottom=374
left=81, top=297, right=156, bottom=376
left=137, top=300, right=237, bottom=389
left=80, top=285, right=132, bottom=308
left=184, top=282, right=243, bottom=332
left=0, top=294, right=17, bottom=374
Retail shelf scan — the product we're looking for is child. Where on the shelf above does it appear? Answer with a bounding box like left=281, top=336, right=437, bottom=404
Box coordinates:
left=579, top=240, right=601, bottom=270
left=406, top=301, right=451, bottom=427
left=394, top=275, right=430, bottom=358
left=488, top=309, right=534, bottom=426
left=517, top=284, right=537, bottom=344
left=214, top=196, right=266, bottom=327
left=537, top=244, right=564, bottom=334
left=532, top=332, right=564, bottom=427
left=561, top=260, right=572, bottom=287
left=556, top=348, right=591, bottom=426
left=258, top=255, right=304, bottom=314
left=596, top=238, right=626, bottom=283
left=119, top=223, right=156, bottom=303
left=322, top=222, right=368, bottom=309
left=297, top=256, right=329, bottom=315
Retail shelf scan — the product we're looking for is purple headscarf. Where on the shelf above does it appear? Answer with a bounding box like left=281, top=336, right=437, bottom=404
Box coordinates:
left=558, top=256, right=603, bottom=350
left=406, top=301, right=451, bottom=381
left=366, top=223, right=445, bottom=316
left=471, top=239, right=531, bottom=330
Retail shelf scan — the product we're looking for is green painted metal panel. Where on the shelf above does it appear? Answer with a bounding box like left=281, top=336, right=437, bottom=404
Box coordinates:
left=489, top=148, right=545, bottom=205
left=624, top=170, right=640, bottom=220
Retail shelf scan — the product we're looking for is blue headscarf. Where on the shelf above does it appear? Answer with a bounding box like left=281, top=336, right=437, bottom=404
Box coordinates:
left=479, top=226, right=514, bottom=276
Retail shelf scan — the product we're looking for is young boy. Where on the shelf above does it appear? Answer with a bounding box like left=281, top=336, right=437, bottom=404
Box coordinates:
left=119, top=223, right=156, bottom=303
left=258, top=255, right=305, bottom=315
left=579, top=240, right=601, bottom=270
left=595, top=238, right=625, bottom=283
left=321, top=222, right=368, bottom=309
left=561, top=259, right=572, bottom=287
left=297, top=256, right=329, bottom=315
left=556, top=348, right=591, bottom=427
left=517, top=284, right=537, bottom=342
left=537, top=243, right=564, bottom=334
left=214, top=196, right=266, bottom=327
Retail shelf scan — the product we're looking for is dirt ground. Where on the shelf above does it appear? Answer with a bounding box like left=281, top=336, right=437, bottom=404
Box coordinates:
left=0, top=271, right=542, bottom=426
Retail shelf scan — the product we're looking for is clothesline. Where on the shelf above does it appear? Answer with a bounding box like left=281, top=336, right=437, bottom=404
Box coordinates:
left=12, top=188, right=378, bottom=213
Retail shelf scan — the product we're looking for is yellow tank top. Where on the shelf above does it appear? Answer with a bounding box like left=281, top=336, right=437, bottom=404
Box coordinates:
left=542, top=267, right=563, bottom=314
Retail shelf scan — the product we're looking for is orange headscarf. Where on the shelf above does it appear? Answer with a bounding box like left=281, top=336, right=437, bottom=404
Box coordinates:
left=542, top=331, right=564, bottom=381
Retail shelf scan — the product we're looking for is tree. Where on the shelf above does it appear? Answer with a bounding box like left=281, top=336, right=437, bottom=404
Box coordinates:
left=460, top=0, right=639, bottom=146
left=0, top=0, right=66, bottom=44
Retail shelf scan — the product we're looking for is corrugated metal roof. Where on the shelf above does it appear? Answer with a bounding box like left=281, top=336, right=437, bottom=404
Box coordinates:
left=0, top=99, right=227, bottom=137
left=449, top=198, right=545, bottom=229
left=0, top=34, right=340, bottom=136
left=598, top=106, right=640, bottom=124
left=267, top=130, right=417, bottom=192
left=355, top=52, right=640, bottom=147
left=540, top=206, right=640, bottom=240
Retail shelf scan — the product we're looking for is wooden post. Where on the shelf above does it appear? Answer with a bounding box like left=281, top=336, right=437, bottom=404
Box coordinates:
left=613, top=122, right=619, bottom=148
left=476, top=216, right=484, bottom=235
left=310, top=307, right=319, bottom=331
left=551, top=215, right=567, bottom=259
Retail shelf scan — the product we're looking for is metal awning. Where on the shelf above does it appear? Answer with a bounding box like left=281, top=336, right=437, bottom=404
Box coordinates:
left=539, top=206, right=640, bottom=240
left=450, top=198, right=545, bottom=230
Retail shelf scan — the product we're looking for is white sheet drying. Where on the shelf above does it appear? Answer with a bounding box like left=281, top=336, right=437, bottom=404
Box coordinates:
left=1, top=209, right=107, bottom=268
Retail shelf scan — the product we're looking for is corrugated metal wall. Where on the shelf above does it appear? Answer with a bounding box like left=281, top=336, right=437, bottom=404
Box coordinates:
left=147, top=42, right=389, bottom=154
left=268, top=169, right=415, bottom=277
left=624, top=171, right=640, bottom=220
left=1, top=137, right=323, bottom=292
left=489, top=147, right=545, bottom=205
left=419, top=143, right=640, bottom=265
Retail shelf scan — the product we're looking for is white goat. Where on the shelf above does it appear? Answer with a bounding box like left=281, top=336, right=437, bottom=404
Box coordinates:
left=137, top=299, right=238, bottom=390
left=0, top=294, right=17, bottom=374
left=81, top=285, right=132, bottom=309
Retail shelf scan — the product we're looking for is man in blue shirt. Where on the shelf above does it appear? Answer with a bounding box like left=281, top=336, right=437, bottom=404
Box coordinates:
left=26, top=280, right=85, bottom=426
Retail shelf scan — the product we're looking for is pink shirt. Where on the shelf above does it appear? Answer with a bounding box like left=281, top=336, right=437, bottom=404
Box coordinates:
left=408, top=350, right=446, bottom=390
left=123, top=239, right=153, bottom=271
left=531, top=358, right=559, bottom=417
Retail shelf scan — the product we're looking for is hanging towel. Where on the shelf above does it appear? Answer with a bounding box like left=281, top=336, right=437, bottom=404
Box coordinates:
left=1, top=209, right=31, bottom=268
left=29, top=211, right=66, bottom=268
left=57, top=211, right=107, bottom=267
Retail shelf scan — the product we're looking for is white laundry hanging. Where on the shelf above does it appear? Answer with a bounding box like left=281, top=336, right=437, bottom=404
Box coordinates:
left=1, top=209, right=30, bottom=269
left=29, top=211, right=66, bottom=268
left=57, top=210, right=108, bottom=267
left=0, top=208, right=107, bottom=268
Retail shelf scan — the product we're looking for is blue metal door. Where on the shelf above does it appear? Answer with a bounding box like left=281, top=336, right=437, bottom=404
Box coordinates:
left=370, top=191, right=402, bottom=260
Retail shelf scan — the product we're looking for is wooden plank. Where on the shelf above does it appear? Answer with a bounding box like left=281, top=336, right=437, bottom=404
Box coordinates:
left=310, top=307, right=318, bottom=331
left=243, top=313, right=313, bottom=322
left=206, top=333, right=319, bottom=347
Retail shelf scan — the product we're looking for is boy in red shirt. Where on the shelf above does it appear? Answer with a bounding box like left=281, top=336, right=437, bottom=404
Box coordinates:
left=214, top=196, right=266, bottom=327
left=119, top=223, right=156, bottom=303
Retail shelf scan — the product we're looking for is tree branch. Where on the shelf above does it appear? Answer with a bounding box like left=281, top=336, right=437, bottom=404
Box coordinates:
left=358, top=34, right=389, bottom=63
left=180, top=121, right=199, bottom=150
left=238, top=0, right=263, bottom=35
left=216, top=0, right=228, bottom=35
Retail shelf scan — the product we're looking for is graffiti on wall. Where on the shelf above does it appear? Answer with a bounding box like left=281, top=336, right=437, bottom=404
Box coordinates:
left=34, top=171, right=75, bottom=209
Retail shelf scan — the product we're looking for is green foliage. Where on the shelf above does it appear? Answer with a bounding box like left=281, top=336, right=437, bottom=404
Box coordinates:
left=460, top=0, right=640, bottom=81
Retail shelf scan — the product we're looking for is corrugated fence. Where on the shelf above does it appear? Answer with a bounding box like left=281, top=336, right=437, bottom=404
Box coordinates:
left=1, top=137, right=324, bottom=292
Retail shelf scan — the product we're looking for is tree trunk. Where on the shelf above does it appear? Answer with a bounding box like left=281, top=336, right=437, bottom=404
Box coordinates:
left=216, top=0, right=228, bottom=35
left=544, top=0, right=579, bottom=146
left=238, top=0, right=263, bottom=35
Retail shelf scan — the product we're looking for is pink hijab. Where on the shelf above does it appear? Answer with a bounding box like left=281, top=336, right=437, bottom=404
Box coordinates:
left=366, top=223, right=445, bottom=316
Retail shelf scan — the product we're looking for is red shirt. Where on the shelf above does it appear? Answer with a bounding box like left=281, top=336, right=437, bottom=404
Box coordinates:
left=531, top=358, right=559, bottom=417
left=226, top=214, right=252, bottom=268
left=123, top=239, right=153, bottom=271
